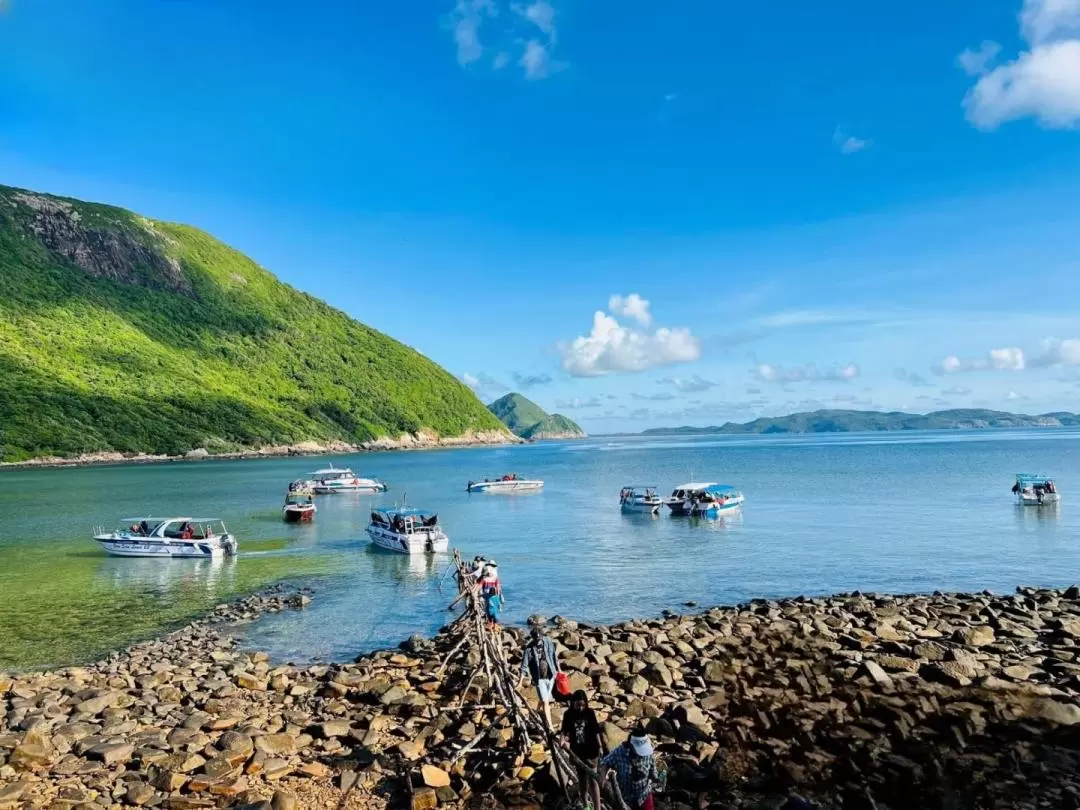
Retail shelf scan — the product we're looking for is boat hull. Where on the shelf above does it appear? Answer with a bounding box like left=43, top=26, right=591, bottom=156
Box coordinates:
left=283, top=506, right=315, bottom=523
left=667, top=496, right=745, bottom=517
left=621, top=500, right=663, bottom=515
left=366, top=525, right=449, bottom=555
left=314, top=483, right=387, bottom=495
left=467, top=480, right=544, bottom=493
left=1017, top=493, right=1061, bottom=506
left=94, top=535, right=235, bottom=558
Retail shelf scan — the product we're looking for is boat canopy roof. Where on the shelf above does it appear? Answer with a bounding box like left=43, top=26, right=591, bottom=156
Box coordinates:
left=121, top=516, right=221, bottom=523
left=623, top=485, right=658, bottom=490
left=1016, top=473, right=1054, bottom=484
left=673, top=483, right=739, bottom=494
left=308, top=467, right=354, bottom=475
left=374, top=507, right=435, bottom=518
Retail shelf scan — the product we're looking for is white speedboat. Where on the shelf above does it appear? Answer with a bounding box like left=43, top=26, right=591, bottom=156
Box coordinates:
left=665, top=483, right=745, bottom=518
left=283, top=493, right=316, bottom=523
left=1013, top=474, right=1060, bottom=506
left=93, top=518, right=237, bottom=558
left=307, top=465, right=387, bottom=494
left=366, top=506, right=448, bottom=555
left=467, top=474, right=544, bottom=493
left=620, top=485, right=663, bottom=515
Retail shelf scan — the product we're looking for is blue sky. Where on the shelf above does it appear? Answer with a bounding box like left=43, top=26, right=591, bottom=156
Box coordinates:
left=2, top=0, right=1080, bottom=432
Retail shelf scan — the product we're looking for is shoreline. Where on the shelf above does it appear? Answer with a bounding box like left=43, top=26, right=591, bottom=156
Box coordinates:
left=0, top=429, right=522, bottom=472
left=3, top=584, right=1080, bottom=809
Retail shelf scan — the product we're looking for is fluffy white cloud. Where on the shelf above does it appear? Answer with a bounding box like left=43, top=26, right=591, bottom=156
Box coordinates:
left=958, top=41, right=1002, bottom=75
left=1030, top=337, right=1080, bottom=366
left=521, top=0, right=555, bottom=36
left=448, top=0, right=563, bottom=79
left=963, top=0, right=1080, bottom=128
left=833, top=128, right=869, bottom=154
left=559, top=304, right=701, bottom=377
left=608, top=293, right=652, bottom=326
left=938, top=346, right=1026, bottom=373
left=461, top=371, right=508, bottom=398
left=755, top=362, right=860, bottom=383
left=450, top=0, right=495, bottom=65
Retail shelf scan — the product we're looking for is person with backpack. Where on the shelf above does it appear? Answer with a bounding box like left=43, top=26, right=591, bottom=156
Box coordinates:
left=519, top=626, right=559, bottom=728
left=603, top=724, right=661, bottom=810
left=560, top=689, right=603, bottom=810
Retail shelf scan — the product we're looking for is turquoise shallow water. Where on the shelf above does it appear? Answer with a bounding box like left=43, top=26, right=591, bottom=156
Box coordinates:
left=1, top=428, right=1078, bottom=670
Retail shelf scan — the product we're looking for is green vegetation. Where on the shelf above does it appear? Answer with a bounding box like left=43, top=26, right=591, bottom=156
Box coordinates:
left=641, top=408, right=1080, bottom=436
left=488, top=393, right=585, bottom=439
left=0, top=184, right=506, bottom=462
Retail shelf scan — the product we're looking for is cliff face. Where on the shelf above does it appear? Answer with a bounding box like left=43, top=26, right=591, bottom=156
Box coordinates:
left=0, top=185, right=512, bottom=462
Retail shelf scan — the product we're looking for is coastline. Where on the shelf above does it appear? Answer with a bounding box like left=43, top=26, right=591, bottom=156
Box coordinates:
left=0, top=429, right=522, bottom=472
left=3, top=584, right=1080, bottom=809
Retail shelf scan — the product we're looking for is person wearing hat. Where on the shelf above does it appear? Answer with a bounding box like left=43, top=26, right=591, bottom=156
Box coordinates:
left=603, top=723, right=660, bottom=810
left=560, top=689, right=603, bottom=810
left=519, top=626, right=559, bottom=729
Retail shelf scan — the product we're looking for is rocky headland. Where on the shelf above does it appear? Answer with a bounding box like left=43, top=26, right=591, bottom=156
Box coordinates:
left=3, top=585, right=1080, bottom=809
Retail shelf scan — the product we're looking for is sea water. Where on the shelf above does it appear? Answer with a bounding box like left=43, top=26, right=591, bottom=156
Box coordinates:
left=0, top=428, right=1078, bottom=670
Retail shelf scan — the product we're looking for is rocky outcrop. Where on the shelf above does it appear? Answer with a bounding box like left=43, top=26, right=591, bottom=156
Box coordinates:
left=9, top=191, right=191, bottom=295
left=3, top=586, right=1080, bottom=809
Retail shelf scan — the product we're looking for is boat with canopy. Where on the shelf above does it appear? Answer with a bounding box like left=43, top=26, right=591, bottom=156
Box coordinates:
left=93, top=518, right=237, bottom=558
left=619, top=485, right=663, bottom=515
left=665, top=483, right=745, bottom=518
left=1012, top=474, right=1060, bottom=506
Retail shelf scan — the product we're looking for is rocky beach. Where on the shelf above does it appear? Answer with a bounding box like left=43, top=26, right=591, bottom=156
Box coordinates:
left=3, top=584, right=1080, bottom=810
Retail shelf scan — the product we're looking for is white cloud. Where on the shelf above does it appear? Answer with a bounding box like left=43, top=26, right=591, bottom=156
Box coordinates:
left=894, top=368, right=933, bottom=387
left=958, top=41, right=1002, bottom=75
left=608, top=293, right=652, bottom=326
left=521, top=0, right=555, bottom=36
left=521, top=40, right=556, bottom=79
left=963, top=0, right=1080, bottom=129
left=558, top=304, right=701, bottom=377
left=632, top=392, right=677, bottom=402
left=1030, top=337, right=1080, bottom=366
left=658, top=374, right=717, bottom=393
left=755, top=362, right=861, bottom=383
left=833, top=128, right=869, bottom=154
left=555, top=397, right=601, bottom=409
left=462, top=372, right=480, bottom=389
left=449, top=0, right=495, bottom=65
left=461, top=371, right=508, bottom=399
left=512, top=372, right=553, bottom=388
left=1006, top=389, right=1027, bottom=400
left=937, top=346, right=1026, bottom=373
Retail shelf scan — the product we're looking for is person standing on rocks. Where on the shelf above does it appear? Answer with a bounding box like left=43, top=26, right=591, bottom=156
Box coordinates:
left=603, top=724, right=660, bottom=810
left=560, top=689, right=603, bottom=810
left=519, top=626, right=559, bottom=728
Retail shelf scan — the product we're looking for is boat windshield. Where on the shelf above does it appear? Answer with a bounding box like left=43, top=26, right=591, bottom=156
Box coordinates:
left=312, top=469, right=351, bottom=481
left=371, top=508, right=438, bottom=532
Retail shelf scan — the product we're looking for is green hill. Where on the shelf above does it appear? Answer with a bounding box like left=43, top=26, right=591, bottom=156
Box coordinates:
left=0, top=185, right=508, bottom=462
left=640, top=408, right=1080, bottom=436
left=487, top=393, right=585, bottom=439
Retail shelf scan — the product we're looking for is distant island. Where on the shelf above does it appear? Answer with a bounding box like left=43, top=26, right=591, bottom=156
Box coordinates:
left=639, top=408, right=1080, bottom=436
left=487, top=393, right=586, bottom=440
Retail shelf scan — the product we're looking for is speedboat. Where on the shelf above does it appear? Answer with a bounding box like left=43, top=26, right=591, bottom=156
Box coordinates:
left=1013, top=474, right=1060, bottom=506
left=466, top=474, right=544, bottom=493
left=307, top=465, right=387, bottom=494
left=366, top=505, right=448, bottom=554
left=283, top=493, right=316, bottom=523
left=93, top=518, right=237, bottom=558
left=665, top=483, right=745, bottom=518
left=287, top=479, right=316, bottom=497
left=619, top=485, right=663, bottom=515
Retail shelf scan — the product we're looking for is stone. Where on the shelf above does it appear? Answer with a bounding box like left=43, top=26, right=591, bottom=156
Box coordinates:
left=0, top=783, right=27, bottom=806
left=235, top=672, right=267, bottom=691
left=270, top=790, right=297, bottom=810
left=1003, top=664, right=1040, bottom=681
left=876, top=655, right=921, bottom=673
left=411, top=787, right=438, bottom=810
left=88, top=741, right=133, bottom=765
left=126, top=783, right=156, bottom=806
left=1030, top=699, right=1080, bottom=726
left=154, top=770, right=189, bottom=792
left=253, top=733, right=296, bottom=757
left=625, top=675, right=649, bottom=696
left=422, top=764, right=451, bottom=788
left=914, top=642, right=946, bottom=661
left=600, top=722, right=628, bottom=752
left=953, top=626, right=995, bottom=647
left=703, top=661, right=725, bottom=684
left=296, top=761, right=330, bottom=778
left=379, top=686, right=408, bottom=705
left=862, top=660, right=893, bottom=686
left=924, top=661, right=975, bottom=687
left=1060, top=620, right=1080, bottom=639
left=263, top=758, right=293, bottom=780
left=397, top=740, right=424, bottom=760
left=313, top=720, right=352, bottom=739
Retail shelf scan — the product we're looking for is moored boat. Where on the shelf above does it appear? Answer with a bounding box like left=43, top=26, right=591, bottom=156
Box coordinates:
left=619, top=485, right=663, bottom=515
left=93, top=518, right=237, bottom=558
left=283, top=493, right=316, bottom=523
left=466, top=474, right=544, bottom=493
left=665, top=483, right=745, bottom=518
left=307, top=465, right=387, bottom=494
left=366, top=505, right=448, bottom=554
left=1013, top=474, right=1060, bottom=506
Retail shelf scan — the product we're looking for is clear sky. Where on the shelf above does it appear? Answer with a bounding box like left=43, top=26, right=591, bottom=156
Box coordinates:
left=2, top=0, right=1079, bottom=432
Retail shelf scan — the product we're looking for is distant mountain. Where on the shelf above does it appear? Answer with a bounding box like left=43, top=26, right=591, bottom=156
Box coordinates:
left=640, top=408, right=1080, bottom=436
left=487, top=393, right=586, bottom=440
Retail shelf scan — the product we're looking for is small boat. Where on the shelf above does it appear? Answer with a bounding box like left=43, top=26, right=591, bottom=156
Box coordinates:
left=366, top=503, right=448, bottom=555
left=467, top=474, right=544, bottom=493
left=619, top=485, right=663, bottom=515
left=283, top=493, right=316, bottom=523
left=665, top=483, right=745, bottom=518
left=307, top=465, right=387, bottom=495
left=93, top=518, right=237, bottom=558
left=1013, top=474, right=1060, bottom=506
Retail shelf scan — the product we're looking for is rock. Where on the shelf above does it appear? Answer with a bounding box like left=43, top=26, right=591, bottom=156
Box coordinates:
left=263, top=759, right=293, bottom=780
left=1060, top=620, right=1080, bottom=639
left=1030, top=699, right=1080, bottom=726
left=412, top=787, right=438, bottom=810
left=422, top=764, right=451, bottom=788
left=88, top=741, right=133, bottom=765
left=0, top=783, right=27, bottom=807
left=296, top=762, right=330, bottom=778
left=9, top=743, right=53, bottom=769
left=270, top=790, right=297, bottom=810
left=914, top=642, right=946, bottom=661
left=185, top=447, right=210, bottom=459
left=1064, top=585, right=1080, bottom=600
left=600, top=722, right=628, bottom=752
left=1003, top=664, right=1040, bottom=681
left=313, top=720, right=352, bottom=739
left=253, top=734, right=296, bottom=757
left=953, top=626, right=996, bottom=647
left=379, top=686, right=408, bottom=705
left=862, top=660, right=893, bottom=686
left=527, top=615, right=548, bottom=627
left=125, top=783, right=156, bottom=806
left=876, top=655, right=921, bottom=673
left=703, top=661, right=725, bottom=684
left=235, top=672, right=267, bottom=691
left=924, top=661, right=975, bottom=687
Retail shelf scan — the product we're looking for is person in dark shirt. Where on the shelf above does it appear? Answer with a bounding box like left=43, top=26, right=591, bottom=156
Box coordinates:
left=560, top=689, right=603, bottom=810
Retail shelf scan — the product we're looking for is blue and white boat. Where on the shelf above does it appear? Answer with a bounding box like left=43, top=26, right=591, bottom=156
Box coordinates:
left=1013, top=474, right=1060, bottom=506
left=306, top=465, right=387, bottom=495
left=93, top=517, right=237, bottom=558
left=619, top=485, right=663, bottom=515
left=466, top=474, right=544, bottom=493
left=366, top=505, right=449, bottom=554
left=665, top=483, right=745, bottom=518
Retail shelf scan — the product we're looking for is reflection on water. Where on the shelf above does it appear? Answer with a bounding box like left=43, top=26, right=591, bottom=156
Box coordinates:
left=1013, top=503, right=1062, bottom=527
left=95, top=555, right=238, bottom=594
left=365, top=546, right=446, bottom=583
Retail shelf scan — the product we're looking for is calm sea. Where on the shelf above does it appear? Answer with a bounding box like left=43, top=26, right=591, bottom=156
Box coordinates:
left=1, top=429, right=1078, bottom=670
